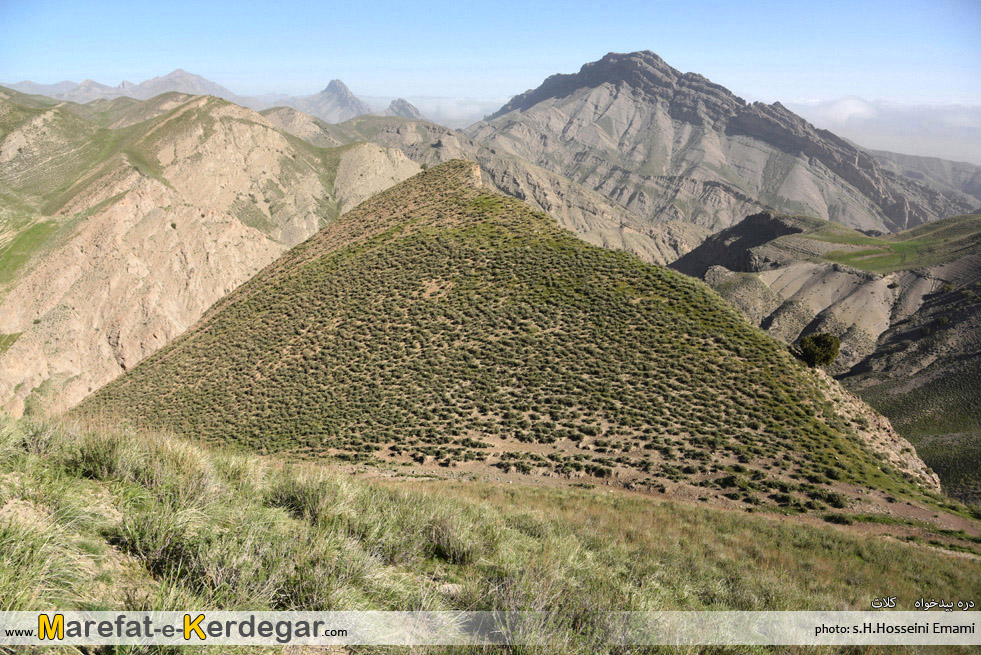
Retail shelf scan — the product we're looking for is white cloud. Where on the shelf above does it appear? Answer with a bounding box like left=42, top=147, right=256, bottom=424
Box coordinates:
left=814, top=97, right=878, bottom=123
left=788, top=98, right=981, bottom=164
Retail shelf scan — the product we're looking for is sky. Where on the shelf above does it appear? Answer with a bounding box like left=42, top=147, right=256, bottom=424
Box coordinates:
left=1, top=0, right=979, bottom=159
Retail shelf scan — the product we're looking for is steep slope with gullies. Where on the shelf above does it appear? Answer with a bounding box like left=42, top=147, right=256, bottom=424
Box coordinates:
left=467, top=51, right=973, bottom=233
left=261, top=108, right=709, bottom=265
left=0, top=89, right=419, bottom=416
left=843, top=247, right=981, bottom=502
left=673, top=212, right=981, bottom=366
left=82, top=162, right=942, bottom=515
left=672, top=211, right=981, bottom=500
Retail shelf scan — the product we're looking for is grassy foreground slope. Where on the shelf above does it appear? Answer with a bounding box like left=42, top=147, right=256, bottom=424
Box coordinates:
left=1, top=417, right=979, bottom=654
left=84, top=162, right=941, bottom=514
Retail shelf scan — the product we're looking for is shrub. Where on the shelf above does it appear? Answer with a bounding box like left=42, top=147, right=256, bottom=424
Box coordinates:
left=797, top=333, right=840, bottom=368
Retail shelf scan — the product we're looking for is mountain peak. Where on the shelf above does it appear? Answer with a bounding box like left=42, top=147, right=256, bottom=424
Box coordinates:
left=487, top=50, right=742, bottom=120
left=323, top=79, right=352, bottom=95
left=385, top=97, right=425, bottom=120
left=594, top=49, right=670, bottom=70
left=164, top=68, right=193, bottom=78
left=292, top=79, right=371, bottom=122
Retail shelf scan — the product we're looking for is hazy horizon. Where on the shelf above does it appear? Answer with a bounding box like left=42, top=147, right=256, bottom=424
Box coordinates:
left=2, top=0, right=978, bottom=161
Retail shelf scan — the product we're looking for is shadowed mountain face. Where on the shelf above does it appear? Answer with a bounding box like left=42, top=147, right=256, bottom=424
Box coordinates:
left=80, top=161, right=940, bottom=513
left=0, top=87, right=419, bottom=416
left=467, top=51, right=975, bottom=233
left=672, top=211, right=981, bottom=500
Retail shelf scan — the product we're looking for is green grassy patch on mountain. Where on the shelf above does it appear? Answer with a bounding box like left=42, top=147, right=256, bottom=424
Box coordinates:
left=813, top=214, right=981, bottom=273
left=0, top=333, right=21, bottom=356
left=82, top=162, right=940, bottom=513
left=0, top=218, right=62, bottom=288
left=0, top=415, right=977, bottom=654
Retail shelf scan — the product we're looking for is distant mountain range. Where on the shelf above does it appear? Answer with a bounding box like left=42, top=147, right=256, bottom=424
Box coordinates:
left=6, top=69, right=259, bottom=106
left=4, top=70, right=426, bottom=124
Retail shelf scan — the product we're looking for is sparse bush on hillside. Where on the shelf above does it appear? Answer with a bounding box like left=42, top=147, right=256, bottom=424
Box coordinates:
left=797, top=333, right=841, bottom=368
left=79, top=162, right=931, bottom=511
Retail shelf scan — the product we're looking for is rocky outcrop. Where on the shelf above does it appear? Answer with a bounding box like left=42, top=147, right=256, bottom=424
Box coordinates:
left=469, top=51, right=973, bottom=233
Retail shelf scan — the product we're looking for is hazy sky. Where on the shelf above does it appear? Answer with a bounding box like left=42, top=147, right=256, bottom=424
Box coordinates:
left=1, top=0, right=978, bottom=102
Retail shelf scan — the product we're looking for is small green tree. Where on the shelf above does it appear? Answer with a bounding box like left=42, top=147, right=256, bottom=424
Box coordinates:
left=798, top=333, right=840, bottom=367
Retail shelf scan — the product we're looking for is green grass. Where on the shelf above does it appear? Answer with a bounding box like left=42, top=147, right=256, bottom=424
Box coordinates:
left=865, top=361, right=981, bottom=503
left=812, top=214, right=981, bottom=273
left=81, top=162, right=942, bottom=513
left=0, top=219, right=62, bottom=288
left=0, top=333, right=21, bottom=356
left=0, top=415, right=977, bottom=654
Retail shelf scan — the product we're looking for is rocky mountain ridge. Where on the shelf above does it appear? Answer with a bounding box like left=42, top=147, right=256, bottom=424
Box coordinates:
left=468, top=51, right=975, bottom=234
left=384, top=98, right=425, bottom=119
left=871, top=148, right=981, bottom=206
left=261, top=108, right=710, bottom=265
